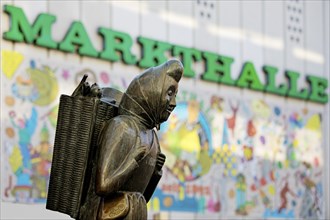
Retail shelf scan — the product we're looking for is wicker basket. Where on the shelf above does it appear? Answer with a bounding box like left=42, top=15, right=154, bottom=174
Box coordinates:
left=46, top=94, right=117, bottom=218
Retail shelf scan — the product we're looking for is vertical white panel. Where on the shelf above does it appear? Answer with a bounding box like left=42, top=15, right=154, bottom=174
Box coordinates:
left=141, top=1, right=167, bottom=41
left=81, top=1, right=110, bottom=52
left=1, top=0, right=14, bottom=50
left=263, top=1, right=286, bottom=214
left=48, top=1, right=80, bottom=63
left=264, top=1, right=285, bottom=64
left=167, top=1, right=196, bottom=93
left=241, top=1, right=264, bottom=100
left=1, top=2, right=14, bottom=219
left=304, top=0, right=325, bottom=145
left=216, top=1, right=242, bottom=99
left=194, top=0, right=218, bottom=111
left=322, top=1, right=330, bottom=218
left=111, top=1, right=140, bottom=79
left=263, top=0, right=287, bottom=116
left=304, top=1, right=324, bottom=76
left=12, top=0, right=47, bottom=57
left=264, top=1, right=286, bottom=86
left=241, top=3, right=265, bottom=217
left=81, top=1, right=111, bottom=72
left=284, top=0, right=306, bottom=109
left=168, top=1, right=194, bottom=47
left=285, top=0, right=304, bottom=71
left=194, top=0, right=217, bottom=53
left=1, top=3, right=70, bottom=220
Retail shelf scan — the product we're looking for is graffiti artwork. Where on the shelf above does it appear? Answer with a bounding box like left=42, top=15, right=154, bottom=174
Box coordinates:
left=1, top=51, right=325, bottom=219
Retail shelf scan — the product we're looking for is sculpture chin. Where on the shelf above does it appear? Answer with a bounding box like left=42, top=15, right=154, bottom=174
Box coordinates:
left=160, top=110, right=172, bottom=123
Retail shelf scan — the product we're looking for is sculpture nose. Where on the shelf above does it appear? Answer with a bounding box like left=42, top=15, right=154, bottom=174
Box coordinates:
left=169, top=96, right=176, bottom=108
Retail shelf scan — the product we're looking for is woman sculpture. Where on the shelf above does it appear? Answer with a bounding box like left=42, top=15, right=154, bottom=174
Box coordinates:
left=78, top=59, right=184, bottom=219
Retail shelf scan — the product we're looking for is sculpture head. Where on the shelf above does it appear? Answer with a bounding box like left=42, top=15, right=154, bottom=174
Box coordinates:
left=158, top=59, right=183, bottom=123
left=119, top=59, right=184, bottom=129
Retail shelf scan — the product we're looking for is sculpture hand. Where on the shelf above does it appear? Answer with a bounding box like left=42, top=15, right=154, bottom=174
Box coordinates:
left=156, top=153, right=166, bottom=171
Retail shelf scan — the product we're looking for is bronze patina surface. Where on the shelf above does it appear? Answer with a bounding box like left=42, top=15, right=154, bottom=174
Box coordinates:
left=47, top=59, right=184, bottom=220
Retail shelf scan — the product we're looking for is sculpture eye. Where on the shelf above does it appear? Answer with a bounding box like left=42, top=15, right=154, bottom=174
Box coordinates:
left=168, top=90, right=174, bottom=96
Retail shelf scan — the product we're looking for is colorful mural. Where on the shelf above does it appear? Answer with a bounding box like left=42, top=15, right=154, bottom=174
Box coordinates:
left=1, top=51, right=325, bottom=219
left=151, top=94, right=325, bottom=219
left=1, top=51, right=125, bottom=203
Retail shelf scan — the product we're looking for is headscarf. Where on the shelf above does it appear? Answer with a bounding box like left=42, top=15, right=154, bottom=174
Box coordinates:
left=118, top=59, right=183, bottom=129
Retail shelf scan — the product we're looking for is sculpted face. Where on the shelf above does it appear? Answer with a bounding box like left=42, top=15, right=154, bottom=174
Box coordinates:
left=159, top=76, right=178, bottom=123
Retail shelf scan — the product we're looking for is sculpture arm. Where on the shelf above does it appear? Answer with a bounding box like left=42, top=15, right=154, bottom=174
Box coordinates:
left=143, top=169, right=162, bottom=203
left=95, top=118, right=141, bottom=196
left=143, top=152, right=166, bottom=202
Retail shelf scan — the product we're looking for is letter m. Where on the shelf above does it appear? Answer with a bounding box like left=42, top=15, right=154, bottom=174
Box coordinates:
left=3, top=5, right=57, bottom=49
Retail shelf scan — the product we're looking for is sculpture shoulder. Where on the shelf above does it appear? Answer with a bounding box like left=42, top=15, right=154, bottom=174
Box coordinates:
left=99, top=115, right=139, bottom=143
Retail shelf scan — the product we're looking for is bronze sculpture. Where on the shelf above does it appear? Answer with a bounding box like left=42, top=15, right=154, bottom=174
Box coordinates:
left=47, top=59, right=184, bottom=219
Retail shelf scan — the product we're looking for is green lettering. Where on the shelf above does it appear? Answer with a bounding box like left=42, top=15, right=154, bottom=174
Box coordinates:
left=306, top=75, right=328, bottom=103
left=236, top=62, right=264, bottom=91
left=172, top=45, right=202, bottom=77
left=3, top=5, right=57, bottom=48
left=59, top=21, right=98, bottom=57
left=138, top=37, right=172, bottom=68
left=263, top=65, right=288, bottom=96
left=201, top=52, right=235, bottom=85
left=99, top=28, right=136, bottom=64
left=285, top=70, right=308, bottom=100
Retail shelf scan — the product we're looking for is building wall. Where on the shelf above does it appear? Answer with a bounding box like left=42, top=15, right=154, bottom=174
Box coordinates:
left=1, top=0, right=329, bottom=219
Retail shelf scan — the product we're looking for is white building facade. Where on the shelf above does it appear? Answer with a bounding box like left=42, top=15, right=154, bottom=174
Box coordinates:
left=1, top=1, right=329, bottom=219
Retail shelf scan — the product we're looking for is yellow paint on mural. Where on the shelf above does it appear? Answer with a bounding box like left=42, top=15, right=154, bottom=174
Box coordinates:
left=27, top=66, right=59, bottom=106
left=153, top=197, right=160, bottom=212
left=223, top=144, right=229, bottom=152
left=1, top=50, right=24, bottom=79
left=305, top=114, right=321, bottom=131
left=251, top=99, right=271, bottom=118
left=231, top=145, right=237, bottom=153
left=268, top=185, right=275, bottom=195
left=293, top=139, right=299, bottom=148
left=147, top=200, right=151, bottom=210
left=177, top=125, right=201, bottom=153
left=9, top=145, right=23, bottom=173
left=179, top=186, right=185, bottom=201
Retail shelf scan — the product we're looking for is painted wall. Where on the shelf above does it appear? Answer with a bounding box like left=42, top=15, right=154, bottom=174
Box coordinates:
left=1, top=0, right=329, bottom=219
